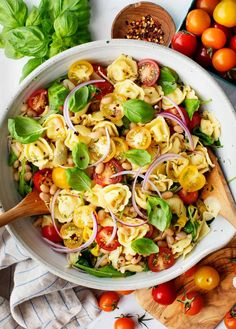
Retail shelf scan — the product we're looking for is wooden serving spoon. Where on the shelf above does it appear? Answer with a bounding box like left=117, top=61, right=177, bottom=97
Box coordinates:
left=201, top=148, right=236, bottom=229
left=0, top=189, right=49, bottom=228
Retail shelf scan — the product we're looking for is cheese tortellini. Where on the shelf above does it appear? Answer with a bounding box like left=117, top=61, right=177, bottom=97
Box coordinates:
left=43, top=114, right=67, bottom=140
left=107, top=54, right=138, bottom=83
left=114, top=80, right=144, bottom=100
left=54, top=190, right=84, bottom=223
left=162, top=87, right=186, bottom=110
left=146, top=117, right=170, bottom=143
left=166, top=155, right=189, bottom=181
left=143, top=85, right=163, bottom=105
left=101, top=184, right=131, bottom=213
left=117, top=218, right=149, bottom=249
left=200, top=111, right=221, bottom=141
left=165, top=196, right=187, bottom=217
left=23, top=138, right=53, bottom=169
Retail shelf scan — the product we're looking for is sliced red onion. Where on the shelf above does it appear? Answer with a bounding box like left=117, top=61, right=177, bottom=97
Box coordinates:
left=88, top=127, right=110, bottom=167
left=97, top=66, right=114, bottom=85
left=49, top=189, right=63, bottom=238
left=132, top=169, right=148, bottom=219
left=95, top=254, right=109, bottom=268
left=106, top=209, right=118, bottom=245
left=162, top=96, right=186, bottom=124
left=158, top=112, right=194, bottom=150
left=63, top=79, right=105, bottom=132
left=143, top=153, right=184, bottom=190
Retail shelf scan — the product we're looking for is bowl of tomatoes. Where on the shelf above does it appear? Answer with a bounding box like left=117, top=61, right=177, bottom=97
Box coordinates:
left=171, top=0, right=236, bottom=84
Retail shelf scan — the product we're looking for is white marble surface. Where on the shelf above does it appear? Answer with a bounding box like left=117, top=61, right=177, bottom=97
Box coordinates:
left=0, top=1, right=235, bottom=328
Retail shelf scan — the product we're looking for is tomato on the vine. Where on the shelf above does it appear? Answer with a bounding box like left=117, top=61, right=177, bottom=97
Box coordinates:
left=230, top=36, right=236, bottom=52
left=179, top=291, right=204, bottom=316
left=196, top=0, right=220, bottom=15
left=171, top=31, right=197, bottom=57
left=152, top=281, right=177, bottom=305
left=96, top=226, right=120, bottom=251
left=148, top=247, right=175, bottom=272
left=98, top=291, right=120, bottom=312
left=114, top=316, right=135, bottom=329
left=212, top=48, right=236, bottom=72
left=93, top=159, right=123, bottom=186
left=186, top=9, right=211, bottom=36
left=201, top=28, right=227, bottom=50
left=213, top=1, right=236, bottom=28
left=194, top=266, right=220, bottom=290
left=178, top=189, right=199, bottom=205
left=212, top=23, right=232, bottom=40
left=27, top=89, right=48, bottom=114
left=224, top=304, right=236, bottom=329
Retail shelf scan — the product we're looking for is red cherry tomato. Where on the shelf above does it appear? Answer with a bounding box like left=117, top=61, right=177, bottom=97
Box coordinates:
left=194, top=44, right=213, bottom=67
left=165, top=106, right=190, bottom=127
left=171, top=31, right=197, bottom=57
left=33, top=169, right=52, bottom=192
left=98, top=291, right=120, bottom=312
left=212, top=23, right=232, bottom=40
left=148, top=247, right=175, bottom=272
left=224, top=304, right=236, bottom=329
left=230, top=36, right=236, bottom=52
left=138, top=59, right=160, bottom=86
left=114, top=316, right=135, bottom=329
left=152, top=281, right=177, bottom=305
left=93, top=81, right=114, bottom=100
left=178, top=189, right=199, bottom=205
left=189, top=112, right=201, bottom=131
left=183, top=265, right=198, bottom=278
left=27, top=89, right=48, bottom=114
left=179, top=291, right=204, bottom=316
left=41, top=225, right=62, bottom=243
left=93, top=159, right=123, bottom=187
left=96, top=226, right=120, bottom=251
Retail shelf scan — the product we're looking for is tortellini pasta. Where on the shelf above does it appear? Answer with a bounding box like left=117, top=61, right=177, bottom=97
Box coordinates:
left=23, top=138, right=53, bottom=169
left=73, top=205, right=96, bottom=228
left=101, top=184, right=131, bottom=213
left=168, top=133, right=186, bottom=154
left=92, top=121, right=119, bottom=137
left=146, top=117, right=170, bottom=143
left=166, top=155, right=189, bottom=181
left=54, top=190, right=84, bottom=223
left=114, top=80, right=144, bottom=100
left=202, top=196, right=221, bottom=221
left=70, top=103, right=91, bottom=124
left=171, top=234, right=192, bottom=255
left=117, top=218, right=149, bottom=249
left=43, top=114, right=67, bottom=140
left=78, top=112, right=104, bottom=126
left=64, top=125, right=91, bottom=151
left=107, top=54, right=138, bottom=83
left=108, top=246, right=144, bottom=272
left=165, top=196, right=187, bottom=217
left=162, top=87, right=186, bottom=110
left=134, top=185, right=148, bottom=209
left=188, top=145, right=214, bottom=173
left=51, top=140, right=68, bottom=167
left=183, top=85, right=199, bottom=100
left=200, top=110, right=221, bottom=141
left=143, top=85, right=163, bottom=105
left=84, top=184, right=104, bottom=208
left=149, top=174, right=173, bottom=192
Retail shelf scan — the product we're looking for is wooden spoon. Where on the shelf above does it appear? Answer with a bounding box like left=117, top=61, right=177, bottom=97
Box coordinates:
left=201, top=148, right=236, bottom=229
left=0, top=189, right=49, bottom=228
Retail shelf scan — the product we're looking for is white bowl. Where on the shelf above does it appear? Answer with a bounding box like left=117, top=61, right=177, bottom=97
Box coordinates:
left=0, top=40, right=235, bottom=290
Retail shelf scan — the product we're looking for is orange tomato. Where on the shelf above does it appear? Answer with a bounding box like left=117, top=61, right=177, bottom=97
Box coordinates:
left=117, top=290, right=134, bottom=295
left=98, top=291, right=120, bottom=312
left=224, top=305, right=236, bottom=329
left=186, top=9, right=211, bottom=36
left=196, top=0, right=221, bottom=15
left=212, top=48, right=236, bottom=72
left=202, top=28, right=227, bottom=49
left=194, top=266, right=220, bottom=290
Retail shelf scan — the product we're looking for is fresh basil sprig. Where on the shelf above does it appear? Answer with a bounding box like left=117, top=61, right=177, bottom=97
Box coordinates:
left=123, top=99, right=155, bottom=123
left=66, top=167, right=91, bottom=191
left=131, top=238, right=159, bottom=256
left=48, top=82, right=69, bottom=112
left=0, top=0, right=28, bottom=29
left=184, top=99, right=200, bottom=120
left=8, top=116, right=45, bottom=144
left=192, top=127, right=222, bottom=149
left=20, top=58, right=45, bottom=82
left=158, top=67, right=179, bottom=95
left=124, top=149, right=152, bottom=167
left=69, top=85, right=96, bottom=113
left=54, top=11, right=79, bottom=38
left=147, top=196, right=172, bottom=232
left=72, top=143, right=90, bottom=169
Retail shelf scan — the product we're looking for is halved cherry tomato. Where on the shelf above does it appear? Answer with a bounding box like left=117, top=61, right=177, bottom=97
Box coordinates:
left=93, top=63, right=107, bottom=77
left=126, top=127, right=151, bottom=150
left=186, top=9, right=211, bottom=36
left=178, top=188, right=199, bottom=205
left=52, top=167, right=70, bottom=189
left=117, top=290, right=134, bottom=295
left=230, top=36, right=236, bottom=52
left=89, top=137, right=116, bottom=163
left=196, top=0, right=220, bottom=15
left=93, top=159, right=123, bottom=186
left=41, top=225, right=62, bottom=243
left=152, top=281, right=177, bottom=305
left=98, top=291, right=120, bottom=312
left=96, top=226, right=120, bottom=251
left=179, top=291, right=204, bottom=316
left=189, top=112, right=201, bottom=131
left=100, top=93, right=125, bottom=123
left=68, top=60, right=93, bottom=85
left=171, top=31, right=197, bottom=57
left=212, top=48, right=236, bottom=72
left=183, top=265, right=198, bottom=278
left=224, top=304, right=236, bottom=329
left=93, top=81, right=114, bottom=100
left=114, top=316, right=135, bottom=329
left=113, top=137, right=129, bottom=162
left=194, top=266, right=220, bottom=290
left=179, top=165, right=206, bottom=192
left=60, top=223, right=83, bottom=249
left=202, top=28, right=227, bottom=49
left=138, top=59, right=160, bottom=86
left=194, top=45, right=213, bottom=68
left=33, top=169, right=52, bottom=192
left=27, top=89, right=48, bottom=114
left=212, top=23, right=232, bottom=40
left=165, top=106, right=190, bottom=127
left=148, top=247, right=175, bottom=272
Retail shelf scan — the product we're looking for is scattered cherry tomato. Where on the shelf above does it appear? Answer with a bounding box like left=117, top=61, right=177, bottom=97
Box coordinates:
left=93, top=81, right=114, bottom=100
left=196, top=0, right=221, bottom=15
left=194, top=45, right=213, bottom=67
left=186, top=9, right=211, bottom=36
left=179, top=291, right=204, bottom=316
left=68, top=60, right=93, bottom=85
left=230, top=36, right=236, bottom=52
left=93, top=159, right=123, bottom=187
left=178, top=189, right=199, bottom=205
left=171, top=31, right=197, bottom=57
left=212, top=23, right=232, bottom=40
left=152, top=281, right=177, bottom=305
left=126, top=126, right=152, bottom=150
left=41, top=225, right=62, bottom=243
left=60, top=223, right=83, bottom=249
left=148, top=247, right=175, bottom=272
left=33, top=169, right=52, bottom=192
left=179, top=165, right=206, bottom=192
left=52, top=167, right=70, bottom=189
left=188, top=112, right=201, bottom=130
left=27, top=89, right=48, bottom=114
left=138, top=59, right=160, bottom=86
left=183, top=265, right=198, bottom=278
left=117, top=290, right=134, bottom=295
left=232, top=258, right=236, bottom=275
left=213, top=1, right=236, bottom=28
left=96, top=226, right=120, bottom=251
left=212, top=48, right=236, bottom=72
left=114, top=316, right=135, bottom=329
left=224, top=304, right=236, bottom=329
left=202, top=28, right=227, bottom=49
left=194, top=266, right=220, bottom=290
left=98, top=291, right=120, bottom=312
left=165, top=106, right=190, bottom=127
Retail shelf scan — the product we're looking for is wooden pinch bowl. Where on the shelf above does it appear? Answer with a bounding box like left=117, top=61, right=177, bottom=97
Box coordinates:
left=111, top=2, right=176, bottom=46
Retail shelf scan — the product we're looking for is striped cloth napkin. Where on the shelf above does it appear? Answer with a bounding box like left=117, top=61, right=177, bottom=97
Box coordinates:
left=0, top=228, right=100, bottom=329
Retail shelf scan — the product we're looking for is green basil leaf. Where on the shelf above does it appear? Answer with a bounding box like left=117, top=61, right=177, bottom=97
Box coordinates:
left=66, top=167, right=91, bottom=191
left=147, top=196, right=172, bottom=232
left=158, top=67, right=179, bottom=95
left=72, top=143, right=90, bottom=169
left=48, top=82, right=69, bottom=112
left=131, top=238, right=159, bottom=256
left=26, top=6, right=42, bottom=26
left=48, top=36, right=67, bottom=58
left=18, top=160, right=32, bottom=197
left=0, top=0, right=28, bottom=28
left=48, top=0, right=84, bottom=19
left=74, top=263, right=134, bottom=278
left=54, top=11, right=79, bottom=38
left=8, top=116, right=44, bottom=144
left=8, top=148, right=17, bottom=166
left=192, top=127, right=215, bottom=146
left=184, top=99, right=200, bottom=120
left=69, top=86, right=90, bottom=113
left=124, top=150, right=152, bottom=167
left=184, top=221, right=193, bottom=234
left=20, top=58, right=45, bottom=82
left=123, top=99, right=155, bottom=123
left=4, top=40, right=24, bottom=59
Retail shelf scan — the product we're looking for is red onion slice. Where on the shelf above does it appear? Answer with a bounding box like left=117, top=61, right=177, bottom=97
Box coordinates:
left=106, top=209, right=118, bottom=245
left=97, top=66, right=114, bottom=85
left=158, top=112, right=194, bottom=150
left=162, top=96, right=186, bottom=124
left=95, top=254, right=109, bottom=268
left=63, top=79, right=105, bottom=132
left=88, top=127, right=110, bottom=167
left=49, top=189, right=62, bottom=238
left=132, top=169, right=148, bottom=220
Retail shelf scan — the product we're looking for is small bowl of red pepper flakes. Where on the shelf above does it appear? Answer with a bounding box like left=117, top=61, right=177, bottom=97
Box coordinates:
left=111, top=2, right=176, bottom=46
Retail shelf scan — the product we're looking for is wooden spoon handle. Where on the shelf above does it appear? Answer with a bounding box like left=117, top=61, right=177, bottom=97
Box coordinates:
left=0, top=205, right=27, bottom=227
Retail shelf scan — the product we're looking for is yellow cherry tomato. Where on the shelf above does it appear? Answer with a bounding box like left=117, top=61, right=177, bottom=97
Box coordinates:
left=113, top=137, right=129, bottom=162
left=179, top=165, right=206, bottom=192
left=213, top=1, right=236, bottom=28
left=52, top=167, right=70, bottom=189
left=60, top=223, right=83, bottom=249
left=126, top=127, right=151, bottom=150
left=100, top=93, right=125, bottom=123
left=68, top=60, right=93, bottom=85
left=89, top=137, right=116, bottom=163
left=194, top=266, right=220, bottom=290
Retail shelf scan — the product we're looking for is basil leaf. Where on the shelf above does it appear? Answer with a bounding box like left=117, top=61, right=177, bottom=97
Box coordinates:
left=20, top=58, right=45, bottom=82
left=72, top=143, right=90, bottom=169
left=69, top=85, right=95, bottom=113
left=124, top=150, right=152, bottom=167
left=0, top=0, right=28, bottom=28
left=131, top=238, right=159, bottom=256
left=74, top=263, right=134, bottom=278
left=184, top=99, right=200, bottom=120
left=26, top=6, right=42, bottom=26
left=158, top=67, right=178, bottom=95
left=54, top=11, right=79, bottom=38
left=4, top=40, right=24, bottom=59
left=147, top=196, right=172, bottom=232
left=48, top=36, right=67, bottom=57
left=8, top=117, right=44, bottom=144
left=192, top=127, right=215, bottom=146
left=48, top=82, right=69, bottom=112
left=8, top=148, right=17, bottom=166
left=66, top=167, right=91, bottom=191
left=18, top=160, right=32, bottom=197
left=123, top=99, right=155, bottom=123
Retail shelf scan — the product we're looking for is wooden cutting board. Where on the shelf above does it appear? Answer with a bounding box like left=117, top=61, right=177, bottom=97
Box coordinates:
left=136, top=236, right=236, bottom=329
